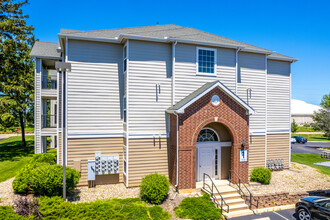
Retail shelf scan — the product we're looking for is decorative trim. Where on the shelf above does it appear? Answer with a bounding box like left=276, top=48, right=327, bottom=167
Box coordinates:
left=174, top=81, right=255, bottom=115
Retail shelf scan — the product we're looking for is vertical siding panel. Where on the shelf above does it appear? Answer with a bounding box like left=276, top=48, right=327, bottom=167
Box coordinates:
left=128, top=138, right=169, bottom=186
left=35, top=59, right=42, bottom=153
left=267, top=60, right=290, bottom=132
left=128, top=41, right=172, bottom=135
left=67, top=138, right=124, bottom=186
left=237, top=52, right=266, bottom=133
left=175, top=44, right=236, bottom=103
left=67, top=40, right=123, bottom=136
left=249, top=135, right=266, bottom=171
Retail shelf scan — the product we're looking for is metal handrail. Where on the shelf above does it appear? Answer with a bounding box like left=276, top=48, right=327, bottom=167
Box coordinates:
left=203, top=173, right=230, bottom=213
left=229, top=170, right=259, bottom=209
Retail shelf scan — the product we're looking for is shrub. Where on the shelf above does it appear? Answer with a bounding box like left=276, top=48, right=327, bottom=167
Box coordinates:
left=140, top=173, right=170, bottom=204
left=30, top=153, right=56, bottom=165
left=0, top=206, right=25, bottom=220
left=14, top=197, right=41, bottom=219
left=37, top=197, right=171, bottom=220
left=30, top=165, right=80, bottom=196
left=250, top=167, right=272, bottom=184
left=174, top=193, right=222, bottom=220
left=13, top=152, right=80, bottom=196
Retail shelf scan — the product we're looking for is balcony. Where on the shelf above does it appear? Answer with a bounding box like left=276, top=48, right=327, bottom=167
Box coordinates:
left=41, top=75, right=57, bottom=99
left=41, top=114, right=57, bottom=135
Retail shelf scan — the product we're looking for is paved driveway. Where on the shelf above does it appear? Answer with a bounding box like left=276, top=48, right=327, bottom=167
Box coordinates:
left=230, top=209, right=297, bottom=220
left=291, top=142, right=330, bottom=154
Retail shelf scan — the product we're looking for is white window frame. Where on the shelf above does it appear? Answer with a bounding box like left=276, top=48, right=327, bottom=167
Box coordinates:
left=196, top=47, right=217, bottom=76
left=123, top=95, right=127, bottom=123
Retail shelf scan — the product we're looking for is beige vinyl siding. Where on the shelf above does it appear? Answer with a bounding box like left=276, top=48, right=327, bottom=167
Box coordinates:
left=175, top=43, right=236, bottom=103
left=267, top=60, right=291, bottom=132
left=67, top=40, right=124, bottom=136
left=34, top=59, right=42, bottom=153
left=67, top=137, right=124, bottom=186
left=237, top=52, right=266, bottom=133
left=267, top=134, right=290, bottom=168
left=249, top=135, right=266, bottom=170
left=128, top=138, right=169, bottom=186
left=128, top=40, right=172, bottom=135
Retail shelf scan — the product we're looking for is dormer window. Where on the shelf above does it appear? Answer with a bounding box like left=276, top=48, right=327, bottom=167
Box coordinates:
left=196, top=47, right=217, bottom=76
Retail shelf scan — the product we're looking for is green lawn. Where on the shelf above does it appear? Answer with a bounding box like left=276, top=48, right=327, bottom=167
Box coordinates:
left=291, top=153, right=330, bottom=175
left=0, top=136, right=34, bottom=182
left=292, top=133, right=330, bottom=142
left=296, top=126, right=317, bottom=132
left=0, top=126, right=34, bottom=134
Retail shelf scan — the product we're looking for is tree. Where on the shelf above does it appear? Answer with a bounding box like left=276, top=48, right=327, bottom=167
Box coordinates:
left=0, top=0, right=35, bottom=147
left=291, top=119, right=298, bottom=133
left=312, top=94, right=330, bottom=139
left=320, top=93, right=330, bottom=109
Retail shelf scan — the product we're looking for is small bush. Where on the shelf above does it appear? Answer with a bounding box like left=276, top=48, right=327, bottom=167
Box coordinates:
left=14, top=198, right=41, bottom=219
left=30, top=153, right=56, bottom=165
left=250, top=167, right=272, bottom=184
left=174, top=194, right=222, bottom=220
left=30, top=165, right=80, bottom=196
left=140, top=173, right=170, bottom=204
left=0, top=206, right=25, bottom=220
left=13, top=152, right=80, bottom=196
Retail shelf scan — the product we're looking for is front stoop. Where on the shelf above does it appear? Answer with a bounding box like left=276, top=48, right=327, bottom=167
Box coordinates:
left=200, top=180, right=254, bottom=218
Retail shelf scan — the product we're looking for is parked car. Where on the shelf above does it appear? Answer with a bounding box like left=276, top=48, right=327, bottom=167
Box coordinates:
left=291, top=137, right=297, bottom=144
left=295, top=196, right=330, bottom=220
left=292, top=136, right=308, bottom=144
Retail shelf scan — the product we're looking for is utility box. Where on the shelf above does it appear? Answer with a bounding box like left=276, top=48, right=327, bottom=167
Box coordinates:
left=87, top=160, right=96, bottom=181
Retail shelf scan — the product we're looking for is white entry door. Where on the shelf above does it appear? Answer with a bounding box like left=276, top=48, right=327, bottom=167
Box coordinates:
left=197, top=147, right=214, bottom=181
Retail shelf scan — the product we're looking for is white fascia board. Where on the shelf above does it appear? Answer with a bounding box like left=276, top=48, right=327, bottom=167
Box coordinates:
left=240, top=47, right=273, bottom=55
left=168, top=38, right=239, bottom=50
left=177, top=82, right=255, bottom=115
left=58, top=34, right=119, bottom=43
left=267, top=56, right=299, bottom=63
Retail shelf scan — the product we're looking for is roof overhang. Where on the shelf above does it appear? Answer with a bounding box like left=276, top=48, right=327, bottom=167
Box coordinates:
left=166, top=81, right=255, bottom=115
left=58, top=33, right=297, bottom=61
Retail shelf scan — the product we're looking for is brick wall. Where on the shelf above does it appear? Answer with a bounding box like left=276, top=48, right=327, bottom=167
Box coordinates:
left=170, top=87, right=250, bottom=189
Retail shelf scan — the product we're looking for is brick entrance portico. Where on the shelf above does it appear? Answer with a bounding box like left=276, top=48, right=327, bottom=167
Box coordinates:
left=169, top=85, right=251, bottom=189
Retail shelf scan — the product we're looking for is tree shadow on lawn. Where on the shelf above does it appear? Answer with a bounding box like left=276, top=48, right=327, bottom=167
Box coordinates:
left=0, top=138, right=34, bottom=162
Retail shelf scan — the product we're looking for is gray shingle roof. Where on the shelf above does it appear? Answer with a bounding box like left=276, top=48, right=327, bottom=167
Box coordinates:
left=30, top=41, right=61, bottom=59
left=167, top=80, right=254, bottom=114
left=59, top=24, right=296, bottom=61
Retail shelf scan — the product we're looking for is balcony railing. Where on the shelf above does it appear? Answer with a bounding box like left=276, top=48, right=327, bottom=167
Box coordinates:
left=41, top=114, right=57, bottom=128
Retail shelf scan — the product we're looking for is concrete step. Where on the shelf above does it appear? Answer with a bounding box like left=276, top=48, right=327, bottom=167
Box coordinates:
left=196, top=180, right=230, bottom=189
left=213, top=185, right=238, bottom=195
left=226, top=209, right=254, bottom=219
left=221, top=193, right=242, bottom=200
left=224, top=198, right=246, bottom=206
left=228, top=203, right=249, bottom=212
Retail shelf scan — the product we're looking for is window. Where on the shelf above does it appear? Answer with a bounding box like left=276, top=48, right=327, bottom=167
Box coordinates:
left=123, top=145, right=127, bottom=174
left=197, top=47, right=217, bottom=75
left=123, top=45, right=127, bottom=73
left=197, top=128, right=219, bottom=142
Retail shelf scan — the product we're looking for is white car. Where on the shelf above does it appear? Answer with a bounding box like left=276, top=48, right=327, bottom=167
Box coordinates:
left=291, top=137, right=296, bottom=144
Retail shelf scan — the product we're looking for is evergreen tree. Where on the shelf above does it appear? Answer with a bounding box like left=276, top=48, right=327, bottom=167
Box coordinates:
left=0, top=0, right=35, bottom=147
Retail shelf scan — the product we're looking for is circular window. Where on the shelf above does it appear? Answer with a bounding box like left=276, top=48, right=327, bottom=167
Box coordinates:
left=211, top=95, right=220, bottom=106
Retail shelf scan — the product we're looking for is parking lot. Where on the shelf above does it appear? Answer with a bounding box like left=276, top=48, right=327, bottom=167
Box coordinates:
left=291, top=141, right=330, bottom=154
left=230, top=209, right=297, bottom=220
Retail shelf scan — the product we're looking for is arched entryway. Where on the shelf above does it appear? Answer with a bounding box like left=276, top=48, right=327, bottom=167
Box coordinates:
left=196, top=123, right=232, bottom=182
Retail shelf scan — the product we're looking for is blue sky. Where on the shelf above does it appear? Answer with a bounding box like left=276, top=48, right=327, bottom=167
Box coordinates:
left=25, top=0, right=330, bottom=106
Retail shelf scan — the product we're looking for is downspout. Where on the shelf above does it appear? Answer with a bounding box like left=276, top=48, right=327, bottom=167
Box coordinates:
left=173, top=112, right=179, bottom=188
left=235, top=47, right=241, bottom=93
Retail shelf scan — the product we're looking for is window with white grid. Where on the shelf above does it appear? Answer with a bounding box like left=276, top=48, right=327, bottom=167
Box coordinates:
left=197, top=47, right=217, bottom=75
